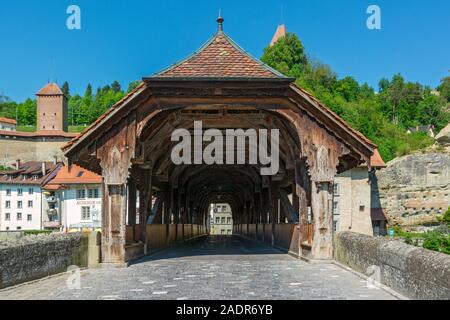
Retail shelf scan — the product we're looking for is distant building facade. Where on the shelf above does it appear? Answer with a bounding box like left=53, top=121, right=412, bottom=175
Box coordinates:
left=333, top=149, right=387, bottom=236
left=0, top=161, right=61, bottom=231
left=210, top=203, right=233, bottom=235
left=43, top=164, right=102, bottom=232
left=36, top=83, right=68, bottom=132
left=0, top=117, right=16, bottom=131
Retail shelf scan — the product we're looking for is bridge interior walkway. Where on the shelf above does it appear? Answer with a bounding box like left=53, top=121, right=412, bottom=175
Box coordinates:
left=0, top=236, right=397, bottom=300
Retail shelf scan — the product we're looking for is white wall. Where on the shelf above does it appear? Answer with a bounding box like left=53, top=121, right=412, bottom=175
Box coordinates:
left=0, top=122, right=16, bottom=131
left=0, top=184, right=42, bottom=231
left=334, top=167, right=373, bottom=236
left=59, top=185, right=102, bottom=230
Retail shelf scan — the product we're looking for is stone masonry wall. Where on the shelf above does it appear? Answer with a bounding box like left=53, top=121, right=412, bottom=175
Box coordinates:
left=376, top=152, right=450, bottom=227
left=0, top=139, right=67, bottom=167
left=334, top=232, right=450, bottom=300
left=0, top=233, right=88, bottom=289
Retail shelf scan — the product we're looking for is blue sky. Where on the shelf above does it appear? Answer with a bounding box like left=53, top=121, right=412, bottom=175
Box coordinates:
left=1, top=0, right=449, bottom=102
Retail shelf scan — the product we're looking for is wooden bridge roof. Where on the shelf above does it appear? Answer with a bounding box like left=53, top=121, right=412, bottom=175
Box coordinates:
left=62, top=22, right=377, bottom=164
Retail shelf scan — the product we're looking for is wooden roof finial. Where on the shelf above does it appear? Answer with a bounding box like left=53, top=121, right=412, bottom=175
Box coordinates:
left=217, top=11, right=224, bottom=32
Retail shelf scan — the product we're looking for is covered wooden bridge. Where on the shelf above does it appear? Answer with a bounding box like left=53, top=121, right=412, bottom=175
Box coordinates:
left=62, top=17, right=377, bottom=265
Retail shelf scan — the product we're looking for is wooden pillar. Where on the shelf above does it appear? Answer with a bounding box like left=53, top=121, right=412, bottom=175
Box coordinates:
left=294, top=158, right=311, bottom=249
left=138, top=168, right=152, bottom=254
left=102, top=183, right=127, bottom=264
left=310, top=181, right=333, bottom=259
left=127, top=178, right=137, bottom=240
left=269, top=182, right=279, bottom=246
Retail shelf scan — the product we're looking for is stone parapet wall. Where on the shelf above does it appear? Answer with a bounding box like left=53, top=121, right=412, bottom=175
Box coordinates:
left=0, top=233, right=88, bottom=289
left=334, top=231, right=450, bottom=300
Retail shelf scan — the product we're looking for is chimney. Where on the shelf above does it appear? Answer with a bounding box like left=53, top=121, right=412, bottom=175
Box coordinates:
left=16, top=159, right=21, bottom=170
left=42, top=162, right=46, bottom=176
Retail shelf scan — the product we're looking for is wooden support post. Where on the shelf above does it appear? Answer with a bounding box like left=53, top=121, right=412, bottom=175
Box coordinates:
left=127, top=178, right=137, bottom=241
left=102, top=183, right=127, bottom=264
left=310, top=181, right=333, bottom=260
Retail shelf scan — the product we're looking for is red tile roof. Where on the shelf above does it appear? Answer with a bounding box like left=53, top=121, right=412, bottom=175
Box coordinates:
left=36, top=83, right=63, bottom=96
left=152, top=31, right=286, bottom=79
left=0, top=117, right=17, bottom=125
left=371, top=148, right=386, bottom=168
left=0, top=161, right=60, bottom=185
left=46, top=164, right=102, bottom=186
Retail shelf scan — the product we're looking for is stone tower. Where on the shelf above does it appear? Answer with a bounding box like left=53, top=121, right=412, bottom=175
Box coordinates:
left=36, top=83, right=68, bottom=132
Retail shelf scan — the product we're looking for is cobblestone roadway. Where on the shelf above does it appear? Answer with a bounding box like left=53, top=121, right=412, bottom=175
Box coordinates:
left=0, top=236, right=397, bottom=300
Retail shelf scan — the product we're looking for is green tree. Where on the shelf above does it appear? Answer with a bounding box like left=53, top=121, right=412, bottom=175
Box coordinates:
left=17, top=99, right=36, bottom=125
left=261, top=33, right=308, bottom=78
left=62, top=81, right=70, bottom=97
left=438, top=74, right=450, bottom=102
left=111, top=81, right=122, bottom=93
left=127, top=81, right=141, bottom=93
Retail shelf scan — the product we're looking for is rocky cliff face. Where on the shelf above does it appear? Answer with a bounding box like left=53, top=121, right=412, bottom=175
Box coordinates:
left=376, top=152, right=450, bottom=227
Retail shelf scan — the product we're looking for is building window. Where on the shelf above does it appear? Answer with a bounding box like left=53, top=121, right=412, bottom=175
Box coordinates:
left=17, top=188, right=23, bottom=196
left=221, top=229, right=225, bottom=235
left=5, top=227, right=9, bottom=231
left=17, top=212, right=22, bottom=221
left=221, top=217, right=226, bottom=224
left=6, top=189, right=11, bottom=196
left=81, top=207, right=91, bottom=220
left=88, top=188, right=99, bottom=199
left=27, top=214, right=32, bottom=221
left=222, top=206, right=227, bottom=212
left=359, top=205, right=365, bottom=212
left=29, top=188, right=34, bottom=195
left=5, top=201, right=11, bottom=209
left=17, top=201, right=23, bottom=209
left=28, top=201, right=33, bottom=208
left=5, top=213, right=10, bottom=221
left=227, top=217, right=231, bottom=224
left=333, top=183, right=339, bottom=196
left=17, top=227, right=21, bottom=230
left=216, top=217, right=220, bottom=224
left=77, top=189, right=86, bottom=199
left=227, top=230, right=231, bottom=235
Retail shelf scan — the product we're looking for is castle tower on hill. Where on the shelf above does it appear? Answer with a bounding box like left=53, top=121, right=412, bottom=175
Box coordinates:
left=36, top=83, right=68, bottom=133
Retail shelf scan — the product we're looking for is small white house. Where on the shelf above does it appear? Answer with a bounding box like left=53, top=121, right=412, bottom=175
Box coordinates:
left=0, top=117, right=17, bottom=132
left=43, top=164, right=102, bottom=232
left=0, top=161, right=60, bottom=231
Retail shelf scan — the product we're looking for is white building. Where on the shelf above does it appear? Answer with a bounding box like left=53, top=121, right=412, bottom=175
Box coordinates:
left=0, top=161, right=60, bottom=231
left=43, top=164, right=102, bottom=232
left=0, top=117, right=17, bottom=132
left=333, top=149, right=387, bottom=236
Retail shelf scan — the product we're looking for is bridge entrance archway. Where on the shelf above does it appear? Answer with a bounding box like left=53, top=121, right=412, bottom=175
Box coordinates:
left=63, top=18, right=376, bottom=265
